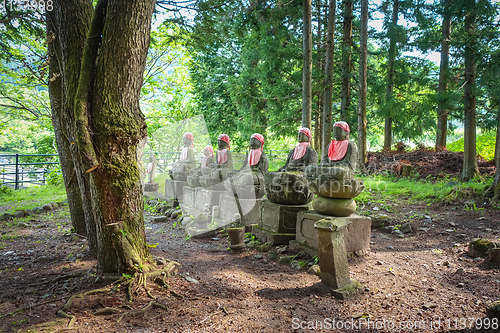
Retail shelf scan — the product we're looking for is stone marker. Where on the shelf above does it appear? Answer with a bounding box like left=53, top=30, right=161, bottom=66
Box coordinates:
left=314, top=217, right=363, bottom=299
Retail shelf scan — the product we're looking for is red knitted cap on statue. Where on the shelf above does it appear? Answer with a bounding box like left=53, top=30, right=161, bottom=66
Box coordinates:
left=183, top=132, right=194, bottom=141
left=251, top=133, right=265, bottom=148
left=204, top=145, right=214, bottom=156
left=299, top=127, right=312, bottom=140
left=333, top=121, right=350, bottom=134
left=218, top=134, right=230, bottom=147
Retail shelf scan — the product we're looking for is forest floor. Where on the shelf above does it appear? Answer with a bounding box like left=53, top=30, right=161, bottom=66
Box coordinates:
left=0, top=150, right=499, bottom=333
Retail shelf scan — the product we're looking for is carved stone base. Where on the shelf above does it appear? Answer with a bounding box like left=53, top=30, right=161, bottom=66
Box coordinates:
left=195, top=189, right=226, bottom=213
left=165, top=179, right=188, bottom=205
left=251, top=226, right=296, bottom=246
left=218, top=194, right=263, bottom=226
left=144, top=182, right=159, bottom=192
left=259, top=200, right=310, bottom=234
left=292, top=211, right=372, bottom=257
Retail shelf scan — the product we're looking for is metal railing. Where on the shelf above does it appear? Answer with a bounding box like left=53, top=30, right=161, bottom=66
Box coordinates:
left=0, top=154, right=60, bottom=189
left=0, top=149, right=291, bottom=190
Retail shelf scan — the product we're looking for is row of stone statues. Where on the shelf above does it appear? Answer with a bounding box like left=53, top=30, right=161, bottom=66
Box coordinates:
left=165, top=121, right=364, bottom=217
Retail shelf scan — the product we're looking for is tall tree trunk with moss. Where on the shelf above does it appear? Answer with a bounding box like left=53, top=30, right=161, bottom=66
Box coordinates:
left=340, top=0, right=352, bottom=121
left=357, top=0, right=368, bottom=171
left=47, top=0, right=95, bottom=242
left=436, top=0, right=452, bottom=150
left=460, top=1, right=479, bottom=182
left=314, top=0, right=324, bottom=154
left=383, top=0, right=399, bottom=150
left=48, top=0, right=156, bottom=273
left=321, top=0, right=337, bottom=161
left=302, top=0, right=312, bottom=129
left=485, top=101, right=500, bottom=199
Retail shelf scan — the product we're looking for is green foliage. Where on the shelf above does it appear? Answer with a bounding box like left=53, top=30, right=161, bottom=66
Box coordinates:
left=47, top=168, right=63, bottom=186
left=0, top=184, right=66, bottom=214
left=447, top=131, right=496, bottom=161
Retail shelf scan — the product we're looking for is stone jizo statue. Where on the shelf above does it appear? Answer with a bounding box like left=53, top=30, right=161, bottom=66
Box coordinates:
left=226, top=133, right=268, bottom=199
left=199, top=134, right=234, bottom=190
left=279, top=127, right=318, bottom=172
left=305, top=121, right=364, bottom=216
left=265, top=128, right=318, bottom=205
left=146, top=151, right=157, bottom=184
left=169, top=132, right=197, bottom=181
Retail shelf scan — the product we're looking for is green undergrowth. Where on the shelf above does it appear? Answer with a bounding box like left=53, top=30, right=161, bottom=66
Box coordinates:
left=0, top=184, right=67, bottom=213
left=448, top=131, right=496, bottom=161
left=357, top=174, right=491, bottom=206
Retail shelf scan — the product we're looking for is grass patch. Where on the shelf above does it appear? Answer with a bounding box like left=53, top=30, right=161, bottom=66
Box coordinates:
left=357, top=174, right=489, bottom=206
left=0, top=184, right=67, bottom=213
left=448, top=131, right=496, bottom=161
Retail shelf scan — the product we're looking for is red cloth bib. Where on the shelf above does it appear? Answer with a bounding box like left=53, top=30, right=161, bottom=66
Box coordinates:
left=328, top=140, right=348, bottom=161
left=248, top=149, right=262, bottom=166
left=217, top=149, right=228, bottom=165
left=293, top=142, right=309, bottom=160
left=181, top=147, right=189, bottom=160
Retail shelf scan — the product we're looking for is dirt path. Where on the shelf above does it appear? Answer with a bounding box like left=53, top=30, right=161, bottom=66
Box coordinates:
left=0, top=201, right=499, bottom=332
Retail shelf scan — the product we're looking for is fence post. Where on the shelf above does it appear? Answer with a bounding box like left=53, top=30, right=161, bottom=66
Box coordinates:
left=15, top=153, right=19, bottom=190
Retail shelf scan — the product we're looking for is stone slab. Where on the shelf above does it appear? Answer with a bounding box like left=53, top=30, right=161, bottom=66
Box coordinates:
left=165, top=179, right=188, bottom=204
left=195, top=188, right=227, bottom=214
left=183, top=186, right=196, bottom=208
left=251, top=225, right=296, bottom=246
left=219, top=194, right=263, bottom=226
left=259, top=199, right=311, bottom=234
left=294, top=211, right=371, bottom=257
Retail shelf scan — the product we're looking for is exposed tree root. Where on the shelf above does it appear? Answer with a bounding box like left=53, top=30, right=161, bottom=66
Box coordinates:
left=117, top=300, right=167, bottom=323
left=0, top=296, right=67, bottom=319
left=51, top=258, right=179, bottom=328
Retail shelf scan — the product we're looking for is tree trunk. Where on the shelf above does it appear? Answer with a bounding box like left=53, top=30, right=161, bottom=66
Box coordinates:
left=340, top=0, right=352, bottom=121
left=48, top=0, right=97, bottom=253
left=460, top=1, right=479, bottom=182
left=49, top=0, right=156, bottom=273
left=314, top=0, right=323, bottom=154
left=302, top=0, right=312, bottom=129
left=485, top=101, right=500, bottom=199
left=47, top=12, right=87, bottom=237
left=321, top=0, right=337, bottom=161
left=436, top=1, right=451, bottom=150
left=495, top=101, right=500, bottom=169
left=357, top=0, right=368, bottom=171
left=383, top=0, right=399, bottom=150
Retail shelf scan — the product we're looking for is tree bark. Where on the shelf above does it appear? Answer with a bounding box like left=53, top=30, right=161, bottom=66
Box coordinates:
left=495, top=101, right=500, bottom=169
left=357, top=0, right=368, bottom=171
left=383, top=0, right=399, bottom=150
left=48, top=0, right=97, bottom=253
left=302, top=0, right=312, bottom=129
left=340, top=0, right=352, bottom=121
left=321, top=0, right=337, bottom=161
left=436, top=0, right=451, bottom=150
left=314, top=0, right=323, bottom=153
left=460, top=1, right=479, bottom=182
left=48, top=0, right=156, bottom=273
left=47, top=10, right=87, bottom=237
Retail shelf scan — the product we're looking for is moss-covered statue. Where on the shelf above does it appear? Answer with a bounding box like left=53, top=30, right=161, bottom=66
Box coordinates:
left=169, top=132, right=196, bottom=181
left=265, top=128, right=318, bottom=205
left=305, top=121, right=365, bottom=216
left=226, top=133, right=268, bottom=199
left=187, top=145, right=215, bottom=187
left=199, top=134, right=234, bottom=190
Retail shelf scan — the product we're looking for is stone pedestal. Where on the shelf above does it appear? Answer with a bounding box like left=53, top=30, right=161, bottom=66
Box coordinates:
left=291, top=211, right=371, bottom=257
left=251, top=200, right=310, bottom=245
left=165, top=179, right=188, bottom=206
left=218, top=194, right=262, bottom=226
left=195, top=189, right=226, bottom=214
left=144, top=182, right=159, bottom=192
left=314, top=217, right=363, bottom=300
